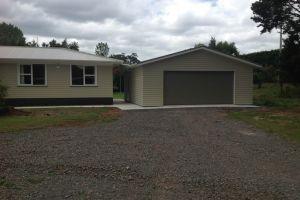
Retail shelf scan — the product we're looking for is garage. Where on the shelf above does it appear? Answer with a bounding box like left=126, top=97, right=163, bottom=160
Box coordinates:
left=127, top=47, right=260, bottom=107
left=164, top=71, right=234, bottom=105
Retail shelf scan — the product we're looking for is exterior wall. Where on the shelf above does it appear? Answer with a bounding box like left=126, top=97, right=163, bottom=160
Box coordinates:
left=139, top=49, right=253, bottom=106
left=0, top=63, right=113, bottom=99
left=129, top=67, right=143, bottom=106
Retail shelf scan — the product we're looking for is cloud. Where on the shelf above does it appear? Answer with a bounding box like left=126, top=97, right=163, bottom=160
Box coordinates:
left=0, top=0, right=280, bottom=60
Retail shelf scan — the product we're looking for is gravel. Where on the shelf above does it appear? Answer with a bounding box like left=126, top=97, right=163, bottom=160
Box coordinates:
left=0, top=108, right=299, bottom=199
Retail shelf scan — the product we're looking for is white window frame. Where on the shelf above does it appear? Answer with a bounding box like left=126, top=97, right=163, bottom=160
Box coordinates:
left=70, top=65, right=97, bottom=86
left=17, top=64, right=47, bottom=86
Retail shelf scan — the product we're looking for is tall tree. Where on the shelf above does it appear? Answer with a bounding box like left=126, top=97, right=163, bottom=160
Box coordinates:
left=61, top=38, right=68, bottom=48
left=195, top=37, right=239, bottom=56
left=48, top=39, right=61, bottom=47
left=110, top=53, right=140, bottom=92
left=26, top=39, right=39, bottom=47
left=68, top=41, right=79, bottom=51
left=251, top=0, right=300, bottom=84
left=0, top=22, right=26, bottom=46
left=95, top=42, right=109, bottom=57
left=42, top=39, right=79, bottom=51
left=208, top=37, right=217, bottom=49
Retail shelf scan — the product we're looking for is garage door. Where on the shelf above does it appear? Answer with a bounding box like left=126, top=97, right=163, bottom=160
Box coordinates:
left=164, top=71, right=234, bottom=105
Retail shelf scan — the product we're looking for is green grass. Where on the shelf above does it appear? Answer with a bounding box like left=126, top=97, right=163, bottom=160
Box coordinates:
left=230, top=83, right=300, bottom=143
left=0, top=177, right=18, bottom=189
left=26, top=176, right=45, bottom=184
left=113, top=92, right=124, bottom=99
left=0, top=107, right=120, bottom=133
left=254, top=83, right=300, bottom=107
left=229, top=108, right=300, bottom=142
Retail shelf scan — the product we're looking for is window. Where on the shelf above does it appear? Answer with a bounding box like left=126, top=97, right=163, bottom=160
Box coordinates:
left=19, top=64, right=46, bottom=85
left=71, top=65, right=96, bottom=86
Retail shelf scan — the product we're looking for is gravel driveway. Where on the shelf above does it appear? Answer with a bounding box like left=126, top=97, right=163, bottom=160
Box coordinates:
left=0, top=108, right=299, bottom=199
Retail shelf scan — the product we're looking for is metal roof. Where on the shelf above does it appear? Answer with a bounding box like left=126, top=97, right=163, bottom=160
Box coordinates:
left=0, top=46, right=123, bottom=64
left=135, top=46, right=262, bottom=68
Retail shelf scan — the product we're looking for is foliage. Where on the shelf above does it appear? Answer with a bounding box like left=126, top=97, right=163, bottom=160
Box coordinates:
left=0, top=81, right=8, bottom=103
left=280, top=33, right=300, bottom=83
left=95, top=42, right=109, bottom=57
left=251, top=0, right=300, bottom=84
left=229, top=108, right=300, bottom=143
left=0, top=107, right=120, bottom=133
left=113, top=92, right=124, bottom=99
left=230, top=82, right=300, bottom=142
left=241, top=49, right=281, bottom=85
left=42, top=38, right=79, bottom=51
left=254, top=83, right=300, bottom=107
left=251, top=0, right=299, bottom=34
left=0, top=22, right=26, bottom=46
left=195, top=37, right=239, bottom=56
left=68, top=41, right=79, bottom=51
left=110, top=53, right=140, bottom=64
left=26, top=39, right=39, bottom=47
left=110, top=53, right=140, bottom=92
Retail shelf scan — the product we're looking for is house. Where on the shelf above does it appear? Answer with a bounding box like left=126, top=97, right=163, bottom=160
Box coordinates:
left=0, top=46, right=122, bottom=106
left=126, top=47, right=261, bottom=106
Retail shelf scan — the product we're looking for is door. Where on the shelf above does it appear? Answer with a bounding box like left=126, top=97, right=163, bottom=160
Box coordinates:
left=164, top=71, right=234, bottom=105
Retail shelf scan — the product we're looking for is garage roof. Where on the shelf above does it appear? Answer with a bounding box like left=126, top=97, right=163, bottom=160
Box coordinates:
left=0, top=46, right=123, bottom=64
left=135, top=46, right=262, bottom=68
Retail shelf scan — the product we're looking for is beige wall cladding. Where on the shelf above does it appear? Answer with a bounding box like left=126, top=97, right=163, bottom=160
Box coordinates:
left=0, top=63, right=113, bottom=98
left=129, top=67, right=143, bottom=106
left=138, top=49, right=253, bottom=106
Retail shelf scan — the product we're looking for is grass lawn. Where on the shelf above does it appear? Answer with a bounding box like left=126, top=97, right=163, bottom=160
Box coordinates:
left=0, top=107, right=121, bottom=133
left=113, top=92, right=124, bottom=99
left=229, top=83, right=300, bottom=143
left=229, top=107, right=300, bottom=142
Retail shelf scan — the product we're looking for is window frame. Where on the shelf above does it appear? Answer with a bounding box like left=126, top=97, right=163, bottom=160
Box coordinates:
left=70, top=64, right=97, bottom=86
left=17, top=64, right=47, bottom=86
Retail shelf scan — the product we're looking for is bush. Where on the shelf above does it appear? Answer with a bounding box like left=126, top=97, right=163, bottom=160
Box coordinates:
left=0, top=81, right=8, bottom=103
left=0, top=103, right=9, bottom=115
left=254, top=83, right=300, bottom=107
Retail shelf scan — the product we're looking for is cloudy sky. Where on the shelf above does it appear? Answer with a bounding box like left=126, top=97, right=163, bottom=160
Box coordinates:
left=1, top=0, right=280, bottom=60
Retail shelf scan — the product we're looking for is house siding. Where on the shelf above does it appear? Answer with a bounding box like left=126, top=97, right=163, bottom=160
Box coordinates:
left=133, top=49, right=253, bottom=106
left=0, top=63, right=113, bottom=99
left=129, top=67, right=143, bottom=106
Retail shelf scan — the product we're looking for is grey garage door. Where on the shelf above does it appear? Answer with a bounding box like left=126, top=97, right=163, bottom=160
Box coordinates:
left=164, top=71, right=234, bottom=105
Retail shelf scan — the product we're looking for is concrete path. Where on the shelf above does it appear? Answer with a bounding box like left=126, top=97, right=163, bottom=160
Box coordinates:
left=15, top=99, right=258, bottom=110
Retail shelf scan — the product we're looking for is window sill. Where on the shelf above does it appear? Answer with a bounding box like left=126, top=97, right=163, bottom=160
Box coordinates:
left=70, top=85, right=98, bottom=87
left=17, top=85, right=48, bottom=87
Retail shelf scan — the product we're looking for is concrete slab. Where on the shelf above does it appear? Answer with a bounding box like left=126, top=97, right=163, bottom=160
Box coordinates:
left=15, top=100, right=258, bottom=111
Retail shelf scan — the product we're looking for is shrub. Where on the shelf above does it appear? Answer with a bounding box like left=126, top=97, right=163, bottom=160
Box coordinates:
left=0, top=81, right=8, bottom=103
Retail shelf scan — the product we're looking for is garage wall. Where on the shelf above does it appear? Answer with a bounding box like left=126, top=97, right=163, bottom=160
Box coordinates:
left=0, top=63, right=113, bottom=98
left=139, top=49, right=253, bottom=106
left=129, top=67, right=143, bottom=106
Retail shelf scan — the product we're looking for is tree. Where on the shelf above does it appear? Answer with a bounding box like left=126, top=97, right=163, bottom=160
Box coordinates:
left=68, top=41, right=79, bottom=51
left=194, top=43, right=205, bottom=48
left=61, top=38, right=68, bottom=48
left=26, top=39, right=39, bottom=47
left=110, top=53, right=140, bottom=92
left=241, top=49, right=281, bottom=87
left=42, top=39, right=79, bottom=51
left=42, top=42, right=49, bottom=47
left=251, top=0, right=300, bottom=84
left=0, top=22, right=26, bottom=46
left=195, top=37, right=239, bottom=56
left=48, top=39, right=61, bottom=47
left=208, top=37, right=217, bottom=49
left=0, top=81, right=8, bottom=104
left=95, top=42, right=109, bottom=57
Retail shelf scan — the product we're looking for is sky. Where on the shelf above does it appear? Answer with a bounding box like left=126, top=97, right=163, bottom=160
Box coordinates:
left=0, top=0, right=280, bottom=60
